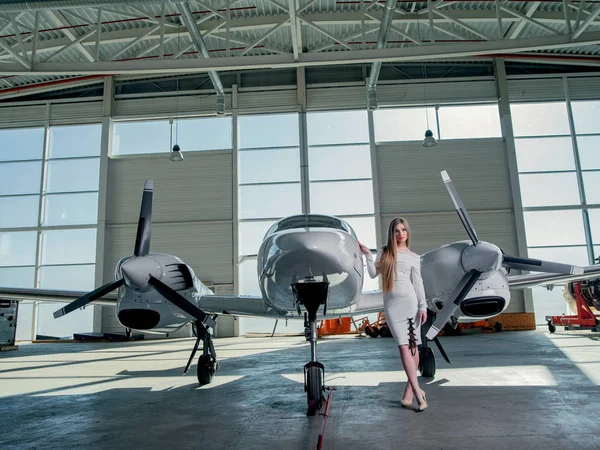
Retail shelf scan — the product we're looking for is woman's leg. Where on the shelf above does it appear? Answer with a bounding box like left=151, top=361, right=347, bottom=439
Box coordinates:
left=399, top=345, right=425, bottom=404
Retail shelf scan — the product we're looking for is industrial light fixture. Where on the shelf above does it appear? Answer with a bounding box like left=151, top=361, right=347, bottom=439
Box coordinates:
left=170, top=26, right=184, bottom=162
left=422, top=64, right=437, bottom=148
left=170, top=143, right=184, bottom=162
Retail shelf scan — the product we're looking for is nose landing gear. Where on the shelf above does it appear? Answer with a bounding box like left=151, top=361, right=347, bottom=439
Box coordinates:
left=292, top=277, right=329, bottom=416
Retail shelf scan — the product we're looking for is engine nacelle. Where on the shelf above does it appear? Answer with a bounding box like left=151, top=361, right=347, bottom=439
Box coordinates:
left=421, top=241, right=511, bottom=322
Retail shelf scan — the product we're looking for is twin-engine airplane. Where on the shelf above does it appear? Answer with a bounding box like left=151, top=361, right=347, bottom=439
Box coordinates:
left=2, top=171, right=600, bottom=415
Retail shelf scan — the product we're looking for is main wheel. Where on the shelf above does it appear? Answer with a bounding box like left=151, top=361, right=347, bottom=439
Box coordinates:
left=494, top=322, right=503, bottom=333
left=365, top=325, right=380, bottom=338
left=306, top=366, right=323, bottom=416
left=419, top=347, right=436, bottom=378
left=379, top=326, right=392, bottom=338
left=197, top=354, right=216, bottom=385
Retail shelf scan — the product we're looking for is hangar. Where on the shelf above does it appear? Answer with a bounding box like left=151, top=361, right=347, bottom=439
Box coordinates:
left=0, top=0, right=599, bottom=448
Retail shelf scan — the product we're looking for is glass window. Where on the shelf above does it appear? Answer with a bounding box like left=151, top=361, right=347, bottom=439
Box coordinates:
left=308, top=145, right=372, bottom=181
left=239, top=220, right=275, bottom=256
left=532, top=287, right=567, bottom=325
left=583, top=171, right=600, bottom=205
left=527, top=246, right=590, bottom=267
left=577, top=136, right=600, bottom=170
left=515, top=137, right=575, bottom=172
left=49, top=124, right=101, bottom=159
left=438, top=104, right=501, bottom=139
left=239, top=258, right=261, bottom=296
left=0, top=127, right=44, bottom=162
left=40, top=228, right=97, bottom=265
left=0, top=195, right=39, bottom=228
left=239, top=183, right=302, bottom=219
left=238, top=113, right=299, bottom=148
left=523, top=210, right=585, bottom=246
left=113, top=120, right=171, bottom=155
left=310, top=180, right=374, bottom=216
left=587, top=209, right=600, bottom=244
left=0, top=266, right=35, bottom=288
left=373, top=107, right=438, bottom=142
left=0, top=161, right=42, bottom=195
left=43, top=193, right=99, bottom=226
left=38, top=264, right=95, bottom=291
left=307, top=110, right=369, bottom=145
left=343, top=216, right=377, bottom=249
left=0, top=231, right=37, bottom=266
left=511, top=102, right=570, bottom=137
left=519, top=173, right=581, bottom=207
left=266, top=215, right=356, bottom=237
left=239, top=148, right=300, bottom=184
left=175, top=116, right=232, bottom=151
left=571, top=100, right=600, bottom=134
left=45, top=158, right=100, bottom=193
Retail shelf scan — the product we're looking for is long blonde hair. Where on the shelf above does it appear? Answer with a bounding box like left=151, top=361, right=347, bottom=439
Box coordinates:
left=377, top=217, right=411, bottom=293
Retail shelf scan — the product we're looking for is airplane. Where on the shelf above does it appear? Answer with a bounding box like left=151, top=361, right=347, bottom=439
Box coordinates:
left=2, top=171, right=600, bottom=416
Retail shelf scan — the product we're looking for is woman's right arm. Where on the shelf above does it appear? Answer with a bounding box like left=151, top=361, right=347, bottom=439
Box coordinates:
left=364, top=250, right=381, bottom=279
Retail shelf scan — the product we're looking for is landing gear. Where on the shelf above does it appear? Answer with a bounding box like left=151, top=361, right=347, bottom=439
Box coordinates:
left=419, top=310, right=437, bottom=378
left=125, top=328, right=132, bottom=340
left=292, top=277, right=329, bottom=416
left=183, top=316, right=219, bottom=385
left=547, top=319, right=556, bottom=334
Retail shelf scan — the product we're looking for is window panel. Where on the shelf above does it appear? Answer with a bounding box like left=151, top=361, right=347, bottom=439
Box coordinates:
left=523, top=210, right=585, bottom=246
left=511, top=102, right=570, bottom=137
left=519, top=173, right=581, bottom=207
left=308, top=145, right=372, bottom=181
left=41, top=228, right=97, bottom=265
left=438, top=104, right=501, bottom=139
left=239, top=148, right=300, bottom=184
left=239, top=183, right=301, bottom=219
left=307, top=110, right=368, bottom=145
left=571, top=100, right=600, bottom=134
left=239, top=258, right=261, bottom=296
left=0, top=266, right=35, bottom=288
left=0, top=161, right=42, bottom=195
left=43, top=193, right=99, bottom=226
left=527, top=246, right=589, bottom=267
left=343, top=216, right=377, bottom=250
left=577, top=136, right=600, bottom=170
left=239, top=113, right=299, bottom=148
left=0, top=231, right=37, bottom=267
left=38, top=264, right=95, bottom=291
left=113, top=120, right=171, bottom=155
left=176, top=116, right=232, bottom=151
left=239, top=220, right=276, bottom=256
left=532, top=287, right=567, bottom=325
left=373, top=107, right=438, bottom=142
left=49, top=124, right=101, bottom=159
left=0, top=195, right=39, bottom=228
left=515, top=137, right=575, bottom=172
left=587, top=209, right=600, bottom=244
left=45, top=158, right=100, bottom=193
left=583, top=171, right=600, bottom=205
left=36, top=302, right=94, bottom=339
left=310, top=180, right=374, bottom=216
left=0, top=127, right=44, bottom=162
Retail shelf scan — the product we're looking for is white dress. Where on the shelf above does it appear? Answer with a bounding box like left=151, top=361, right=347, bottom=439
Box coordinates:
left=365, top=251, right=428, bottom=349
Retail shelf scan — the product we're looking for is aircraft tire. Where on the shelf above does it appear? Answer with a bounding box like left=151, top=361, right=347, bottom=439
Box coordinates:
left=419, top=347, right=436, bottom=378
left=306, top=366, right=323, bottom=416
left=197, top=354, right=215, bottom=385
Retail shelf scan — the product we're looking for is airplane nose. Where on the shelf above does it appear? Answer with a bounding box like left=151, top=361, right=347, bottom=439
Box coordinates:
left=275, top=230, right=346, bottom=253
left=121, top=257, right=162, bottom=291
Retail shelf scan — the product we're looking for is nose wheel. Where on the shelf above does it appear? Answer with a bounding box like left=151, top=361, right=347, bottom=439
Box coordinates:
left=292, top=277, right=329, bottom=416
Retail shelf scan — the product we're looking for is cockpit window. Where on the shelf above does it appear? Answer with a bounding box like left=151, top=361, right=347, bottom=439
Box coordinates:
left=265, top=214, right=356, bottom=239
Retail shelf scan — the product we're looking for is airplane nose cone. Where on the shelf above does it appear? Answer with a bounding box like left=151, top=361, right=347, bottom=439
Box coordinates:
left=121, top=257, right=162, bottom=291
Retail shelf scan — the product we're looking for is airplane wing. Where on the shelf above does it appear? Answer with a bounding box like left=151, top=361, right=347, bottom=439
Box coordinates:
left=349, top=291, right=385, bottom=315
left=0, top=287, right=117, bottom=306
left=508, top=265, right=600, bottom=289
left=197, top=294, right=288, bottom=318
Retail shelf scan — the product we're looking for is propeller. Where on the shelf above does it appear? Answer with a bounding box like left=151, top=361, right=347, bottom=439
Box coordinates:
left=53, top=180, right=154, bottom=319
left=442, top=171, right=583, bottom=276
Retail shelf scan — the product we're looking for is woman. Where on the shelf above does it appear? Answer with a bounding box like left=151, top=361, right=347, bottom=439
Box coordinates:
left=359, top=217, right=428, bottom=412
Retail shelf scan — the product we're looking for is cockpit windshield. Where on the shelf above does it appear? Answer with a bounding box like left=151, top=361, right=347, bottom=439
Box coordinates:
left=265, top=214, right=356, bottom=239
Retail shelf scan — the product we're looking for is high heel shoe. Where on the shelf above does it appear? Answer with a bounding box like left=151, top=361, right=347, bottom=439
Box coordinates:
left=416, top=392, right=428, bottom=412
left=400, top=398, right=413, bottom=408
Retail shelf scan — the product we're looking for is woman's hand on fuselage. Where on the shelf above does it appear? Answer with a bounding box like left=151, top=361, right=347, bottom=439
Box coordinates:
left=358, top=242, right=371, bottom=255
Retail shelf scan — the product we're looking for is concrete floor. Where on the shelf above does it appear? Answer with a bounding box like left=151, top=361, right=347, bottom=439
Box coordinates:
left=1, top=328, right=599, bottom=450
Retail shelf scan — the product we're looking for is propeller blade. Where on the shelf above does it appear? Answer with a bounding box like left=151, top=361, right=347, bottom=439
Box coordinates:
left=426, top=270, right=482, bottom=340
left=53, top=278, right=124, bottom=319
left=441, top=170, right=479, bottom=246
left=502, top=255, right=584, bottom=275
left=134, top=180, right=153, bottom=257
left=148, top=275, right=214, bottom=326
left=433, top=337, right=451, bottom=365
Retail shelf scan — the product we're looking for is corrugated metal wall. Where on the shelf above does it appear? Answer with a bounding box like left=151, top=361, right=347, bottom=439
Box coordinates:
left=100, top=151, right=235, bottom=337
left=376, top=138, right=524, bottom=313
